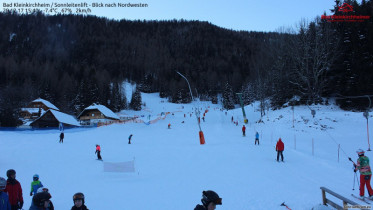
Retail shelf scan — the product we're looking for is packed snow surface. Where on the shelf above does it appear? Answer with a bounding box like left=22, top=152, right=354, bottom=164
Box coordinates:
left=1, top=93, right=372, bottom=210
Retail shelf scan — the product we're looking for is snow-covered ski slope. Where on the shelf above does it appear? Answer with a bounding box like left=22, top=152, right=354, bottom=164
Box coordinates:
left=1, top=93, right=372, bottom=210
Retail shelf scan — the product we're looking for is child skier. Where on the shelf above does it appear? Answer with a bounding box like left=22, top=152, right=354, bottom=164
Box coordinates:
left=30, top=174, right=43, bottom=196
left=71, top=192, right=89, bottom=210
left=29, top=191, right=52, bottom=210
left=0, top=177, right=11, bottom=210
left=59, top=132, right=64, bottom=143
left=95, top=145, right=102, bottom=160
left=255, top=132, right=259, bottom=145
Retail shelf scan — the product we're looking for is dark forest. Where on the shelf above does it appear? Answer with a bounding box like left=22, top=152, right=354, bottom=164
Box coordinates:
left=0, top=0, right=372, bottom=126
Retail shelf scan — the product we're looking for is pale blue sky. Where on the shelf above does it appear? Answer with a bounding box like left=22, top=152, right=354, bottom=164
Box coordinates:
left=1, top=0, right=351, bottom=31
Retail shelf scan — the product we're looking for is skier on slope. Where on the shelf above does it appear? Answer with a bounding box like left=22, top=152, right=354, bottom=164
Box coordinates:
left=128, top=134, right=133, bottom=144
left=194, top=190, right=222, bottom=210
left=4, top=169, right=23, bottom=210
left=59, top=132, right=64, bottom=143
left=29, top=191, right=52, bottom=210
left=95, top=145, right=102, bottom=160
left=354, top=149, right=373, bottom=199
left=255, top=132, right=259, bottom=145
left=30, top=174, right=43, bottom=196
left=0, top=177, right=11, bottom=210
left=275, top=138, right=284, bottom=162
left=242, top=125, right=246, bottom=136
left=71, top=192, right=89, bottom=210
left=35, top=187, right=54, bottom=210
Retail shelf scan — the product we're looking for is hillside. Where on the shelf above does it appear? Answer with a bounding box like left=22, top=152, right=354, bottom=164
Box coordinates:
left=1, top=92, right=372, bottom=209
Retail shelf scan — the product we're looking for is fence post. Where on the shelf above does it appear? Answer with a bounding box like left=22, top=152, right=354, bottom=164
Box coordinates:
left=322, top=189, right=326, bottom=205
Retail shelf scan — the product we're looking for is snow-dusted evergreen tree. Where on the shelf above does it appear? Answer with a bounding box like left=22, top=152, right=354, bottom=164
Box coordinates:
left=88, top=82, right=99, bottom=105
left=222, top=82, right=235, bottom=110
left=138, top=74, right=153, bottom=93
left=73, top=80, right=87, bottom=114
left=242, top=83, right=255, bottom=106
left=108, top=83, right=126, bottom=112
left=130, top=87, right=142, bottom=111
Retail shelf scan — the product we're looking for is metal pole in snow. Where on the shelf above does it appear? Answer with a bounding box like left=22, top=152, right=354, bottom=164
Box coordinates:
left=292, top=105, right=294, bottom=128
left=176, top=71, right=205, bottom=145
left=176, top=71, right=201, bottom=132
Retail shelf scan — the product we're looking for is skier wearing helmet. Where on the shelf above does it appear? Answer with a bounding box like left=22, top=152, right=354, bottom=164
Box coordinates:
left=4, top=169, right=23, bottom=210
left=0, top=177, right=11, bottom=210
left=29, top=191, right=52, bottom=210
left=30, top=174, right=43, bottom=196
left=71, top=192, right=89, bottom=210
left=194, top=190, right=222, bottom=210
left=354, top=149, right=373, bottom=199
left=35, top=187, right=54, bottom=210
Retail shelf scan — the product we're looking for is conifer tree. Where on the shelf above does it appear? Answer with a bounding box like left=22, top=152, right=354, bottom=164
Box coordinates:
left=222, top=82, right=235, bottom=110
left=130, top=87, right=142, bottom=111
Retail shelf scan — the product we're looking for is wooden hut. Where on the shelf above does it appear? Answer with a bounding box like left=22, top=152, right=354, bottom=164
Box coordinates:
left=77, top=104, right=119, bottom=126
left=30, top=109, right=80, bottom=128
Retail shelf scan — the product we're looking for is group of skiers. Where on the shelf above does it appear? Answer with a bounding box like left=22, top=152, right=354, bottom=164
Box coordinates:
left=0, top=169, right=89, bottom=210
left=241, top=125, right=285, bottom=162
left=94, top=134, right=134, bottom=160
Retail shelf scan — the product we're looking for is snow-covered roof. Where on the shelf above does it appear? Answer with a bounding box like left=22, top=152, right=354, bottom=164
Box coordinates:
left=78, top=104, right=119, bottom=120
left=33, top=109, right=80, bottom=126
left=21, top=108, right=43, bottom=114
left=31, top=98, right=59, bottom=110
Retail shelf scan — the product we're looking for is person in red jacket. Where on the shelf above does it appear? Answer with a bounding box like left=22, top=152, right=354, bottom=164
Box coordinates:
left=4, top=169, right=23, bottom=210
left=95, top=145, right=102, bottom=160
left=276, top=138, right=285, bottom=162
left=242, top=125, right=246, bottom=136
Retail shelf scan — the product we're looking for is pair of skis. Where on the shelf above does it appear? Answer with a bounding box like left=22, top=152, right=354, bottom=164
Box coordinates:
left=351, top=194, right=373, bottom=204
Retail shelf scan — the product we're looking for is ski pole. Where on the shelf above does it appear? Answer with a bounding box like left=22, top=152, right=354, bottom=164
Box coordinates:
left=280, top=202, right=292, bottom=210
left=350, top=157, right=361, bottom=188
left=353, top=171, right=356, bottom=190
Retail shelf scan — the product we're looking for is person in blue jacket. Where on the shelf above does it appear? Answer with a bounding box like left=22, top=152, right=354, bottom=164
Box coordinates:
left=30, top=174, right=43, bottom=196
left=255, top=132, right=260, bottom=145
left=0, top=177, right=11, bottom=210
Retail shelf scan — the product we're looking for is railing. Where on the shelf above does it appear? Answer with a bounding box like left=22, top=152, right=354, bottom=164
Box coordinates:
left=320, top=187, right=370, bottom=210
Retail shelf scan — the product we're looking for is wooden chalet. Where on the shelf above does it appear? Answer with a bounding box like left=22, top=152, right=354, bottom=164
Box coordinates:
left=30, top=109, right=80, bottom=128
left=77, top=104, right=119, bottom=126
left=20, top=98, right=59, bottom=120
